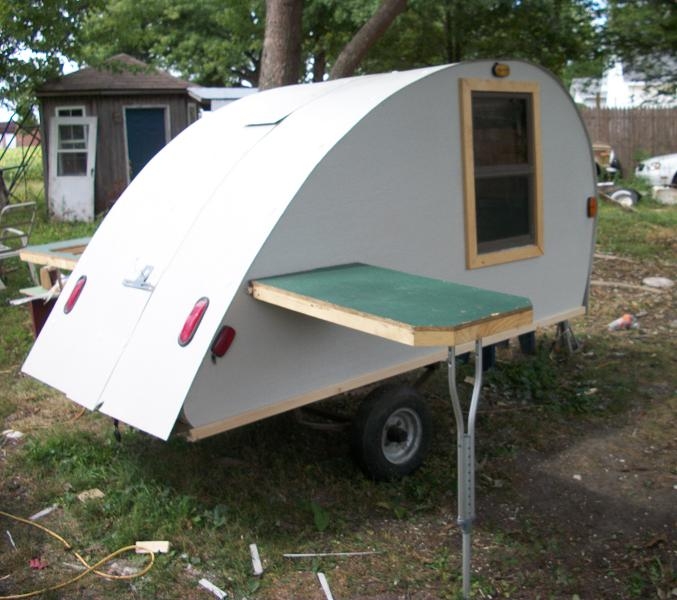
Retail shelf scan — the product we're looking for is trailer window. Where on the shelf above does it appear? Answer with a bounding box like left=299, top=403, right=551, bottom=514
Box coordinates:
left=460, top=79, right=543, bottom=269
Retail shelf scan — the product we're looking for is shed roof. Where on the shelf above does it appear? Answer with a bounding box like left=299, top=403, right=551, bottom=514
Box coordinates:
left=37, top=54, right=191, bottom=96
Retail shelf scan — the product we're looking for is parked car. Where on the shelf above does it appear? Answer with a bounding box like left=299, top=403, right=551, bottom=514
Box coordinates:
left=635, top=152, right=677, bottom=187
left=593, top=143, right=623, bottom=181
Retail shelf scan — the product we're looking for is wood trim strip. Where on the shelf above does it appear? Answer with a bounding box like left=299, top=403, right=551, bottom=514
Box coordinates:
left=459, top=77, right=544, bottom=270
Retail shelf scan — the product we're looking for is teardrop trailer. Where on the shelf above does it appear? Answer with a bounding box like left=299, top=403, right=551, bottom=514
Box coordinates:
left=22, top=59, right=597, bottom=598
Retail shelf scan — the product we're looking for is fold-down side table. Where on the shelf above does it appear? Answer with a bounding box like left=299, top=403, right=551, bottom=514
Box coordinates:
left=251, top=263, right=533, bottom=598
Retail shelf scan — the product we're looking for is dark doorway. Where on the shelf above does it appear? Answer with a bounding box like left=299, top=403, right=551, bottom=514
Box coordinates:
left=125, top=107, right=167, bottom=180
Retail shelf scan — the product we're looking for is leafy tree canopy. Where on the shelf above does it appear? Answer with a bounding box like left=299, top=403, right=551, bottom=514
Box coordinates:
left=0, top=0, right=101, bottom=113
left=77, top=0, right=265, bottom=87
left=605, top=0, right=677, bottom=94
left=3, top=0, right=674, bottom=111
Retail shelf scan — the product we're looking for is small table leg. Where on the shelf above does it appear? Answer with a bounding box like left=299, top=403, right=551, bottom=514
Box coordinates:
left=448, top=340, right=483, bottom=599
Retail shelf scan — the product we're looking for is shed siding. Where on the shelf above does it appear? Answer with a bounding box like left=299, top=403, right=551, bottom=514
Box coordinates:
left=40, top=93, right=196, bottom=214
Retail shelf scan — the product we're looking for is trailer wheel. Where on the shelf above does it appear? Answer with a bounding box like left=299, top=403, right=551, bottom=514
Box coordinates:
left=351, top=385, right=431, bottom=481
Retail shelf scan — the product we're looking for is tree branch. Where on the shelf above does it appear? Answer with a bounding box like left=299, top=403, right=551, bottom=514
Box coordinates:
left=329, top=0, right=407, bottom=80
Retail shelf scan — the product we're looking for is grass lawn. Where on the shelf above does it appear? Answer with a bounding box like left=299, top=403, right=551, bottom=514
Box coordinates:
left=1, top=153, right=675, bottom=599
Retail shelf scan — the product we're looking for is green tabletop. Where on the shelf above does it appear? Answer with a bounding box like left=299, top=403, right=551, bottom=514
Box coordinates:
left=250, top=263, right=533, bottom=347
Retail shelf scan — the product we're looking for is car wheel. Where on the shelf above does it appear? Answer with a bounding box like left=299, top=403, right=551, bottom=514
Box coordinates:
left=351, top=384, right=431, bottom=481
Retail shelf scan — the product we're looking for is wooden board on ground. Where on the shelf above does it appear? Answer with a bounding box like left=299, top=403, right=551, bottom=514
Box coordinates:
left=251, top=263, right=533, bottom=347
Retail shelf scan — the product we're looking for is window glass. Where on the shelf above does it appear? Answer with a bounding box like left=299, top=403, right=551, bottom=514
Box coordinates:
left=56, top=123, right=89, bottom=175
left=57, top=153, right=87, bottom=176
left=472, top=92, right=533, bottom=253
left=56, top=107, right=85, bottom=117
left=58, top=124, right=87, bottom=150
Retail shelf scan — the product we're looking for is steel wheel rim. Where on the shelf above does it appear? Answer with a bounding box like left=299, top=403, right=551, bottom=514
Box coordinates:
left=381, top=407, right=422, bottom=465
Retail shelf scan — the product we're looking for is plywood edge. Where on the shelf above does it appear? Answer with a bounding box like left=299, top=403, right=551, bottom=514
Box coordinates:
left=19, top=248, right=82, bottom=271
left=182, top=307, right=584, bottom=442
left=250, top=281, right=418, bottom=346
left=413, top=307, right=533, bottom=346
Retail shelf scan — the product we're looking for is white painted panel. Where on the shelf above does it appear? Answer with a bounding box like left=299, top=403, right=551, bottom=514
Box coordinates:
left=23, top=113, right=276, bottom=411
left=180, top=61, right=596, bottom=431
left=97, top=66, right=445, bottom=439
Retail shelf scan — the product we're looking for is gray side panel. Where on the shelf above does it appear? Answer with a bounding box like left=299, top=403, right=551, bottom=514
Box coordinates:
left=183, top=61, right=596, bottom=430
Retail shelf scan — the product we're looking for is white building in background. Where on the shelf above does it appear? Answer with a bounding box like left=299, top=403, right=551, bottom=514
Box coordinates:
left=570, top=61, right=677, bottom=109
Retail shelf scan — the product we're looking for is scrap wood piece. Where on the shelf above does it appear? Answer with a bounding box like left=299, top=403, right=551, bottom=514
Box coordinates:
left=198, top=577, right=227, bottom=599
left=284, top=550, right=379, bottom=558
left=77, top=488, right=105, bottom=502
left=135, top=541, right=170, bottom=554
left=249, top=543, right=263, bottom=576
left=6, top=530, right=17, bottom=550
left=29, top=504, right=59, bottom=521
left=594, top=253, right=638, bottom=263
left=317, top=572, right=335, bottom=600
left=590, top=280, right=665, bottom=294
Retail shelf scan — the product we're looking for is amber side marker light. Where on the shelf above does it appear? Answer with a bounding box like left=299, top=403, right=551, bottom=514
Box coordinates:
left=492, top=62, right=510, bottom=77
left=587, top=196, right=598, bottom=218
left=64, top=275, right=87, bottom=314
left=211, top=325, right=236, bottom=361
left=179, top=297, right=209, bottom=346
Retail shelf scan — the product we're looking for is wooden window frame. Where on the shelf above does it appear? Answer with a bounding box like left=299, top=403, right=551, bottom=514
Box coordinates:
left=460, top=78, right=544, bottom=269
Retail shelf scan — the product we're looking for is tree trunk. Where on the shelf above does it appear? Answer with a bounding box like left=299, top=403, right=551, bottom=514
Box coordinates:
left=329, top=0, right=408, bottom=80
left=258, top=0, right=304, bottom=90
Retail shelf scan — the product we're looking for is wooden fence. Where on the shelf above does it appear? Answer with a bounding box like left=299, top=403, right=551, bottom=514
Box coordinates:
left=579, top=108, right=677, bottom=178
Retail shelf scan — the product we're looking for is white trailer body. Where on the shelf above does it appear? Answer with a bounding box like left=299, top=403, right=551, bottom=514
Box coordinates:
left=23, top=60, right=597, bottom=441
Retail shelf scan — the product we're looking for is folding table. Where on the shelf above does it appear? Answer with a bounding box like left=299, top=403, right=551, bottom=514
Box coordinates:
left=251, top=263, right=533, bottom=598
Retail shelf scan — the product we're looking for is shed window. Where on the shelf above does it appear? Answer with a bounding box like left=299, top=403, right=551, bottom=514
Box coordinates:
left=56, top=123, right=89, bottom=176
left=56, top=106, right=85, bottom=117
left=460, top=79, right=543, bottom=269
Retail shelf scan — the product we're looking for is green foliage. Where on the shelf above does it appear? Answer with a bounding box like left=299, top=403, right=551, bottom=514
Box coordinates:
left=356, top=0, right=605, bottom=80
left=0, top=0, right=102, bottom=111
left=78, top=0, right=265, bottom=86
left=72, top=0, right=606, bottom=88
left=605, top=0, right=677, bottom=95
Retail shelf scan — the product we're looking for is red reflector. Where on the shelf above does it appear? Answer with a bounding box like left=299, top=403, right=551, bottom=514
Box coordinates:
left=587, top=196, right=598, bottom=218
left=211, top=326, right=236, bottom=358
left=63, top=275, right=87, bottom=314
left=178, top=297, right=209, bottom=346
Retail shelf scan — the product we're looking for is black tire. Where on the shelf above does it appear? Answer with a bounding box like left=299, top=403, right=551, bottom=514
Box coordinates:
left=518, top=331, right=536, bottom=355
left=351, top=384, right=431, bottom=481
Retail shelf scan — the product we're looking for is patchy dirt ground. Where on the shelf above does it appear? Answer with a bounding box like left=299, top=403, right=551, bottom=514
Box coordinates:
left=466, top=251, right=677, bottom=599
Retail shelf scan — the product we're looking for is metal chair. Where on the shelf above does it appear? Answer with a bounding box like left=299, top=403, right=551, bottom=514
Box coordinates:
left=0, top=201, right=38, bottom=290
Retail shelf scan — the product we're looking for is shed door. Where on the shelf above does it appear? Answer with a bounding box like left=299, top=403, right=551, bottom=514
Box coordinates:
left=48, top=116, right=97, bottom=221
left=125, top=107, right=167, bottom=181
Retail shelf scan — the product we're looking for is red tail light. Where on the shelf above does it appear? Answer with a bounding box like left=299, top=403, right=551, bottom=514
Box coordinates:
left=178, top=297, right=209, bottom=346
left=211, top=326, right=236, bottom=359
left=64, top=275, right=87, bottom=314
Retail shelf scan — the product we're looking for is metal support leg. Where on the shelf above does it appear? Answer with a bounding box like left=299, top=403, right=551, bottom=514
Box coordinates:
left=448, top=339, right=483, bottom=599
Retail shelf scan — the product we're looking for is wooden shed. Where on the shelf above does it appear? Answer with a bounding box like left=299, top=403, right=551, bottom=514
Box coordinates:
left=37, top=54, right=199, bottom=221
